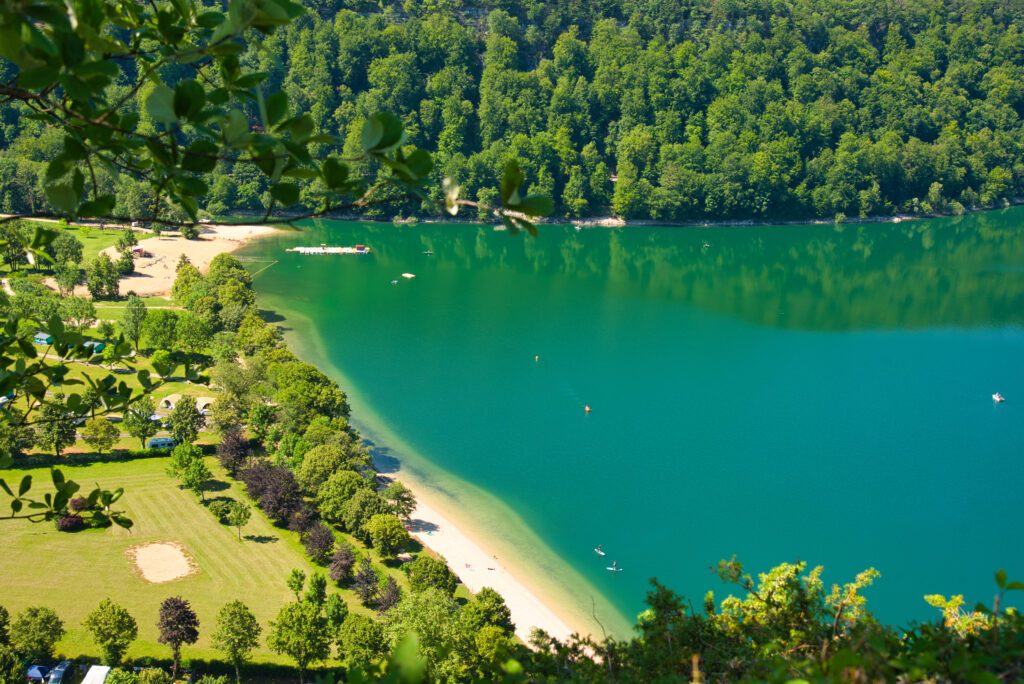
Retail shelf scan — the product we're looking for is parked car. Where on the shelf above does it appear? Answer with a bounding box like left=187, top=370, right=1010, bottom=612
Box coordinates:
left=148, top=437, right=177, bottom=449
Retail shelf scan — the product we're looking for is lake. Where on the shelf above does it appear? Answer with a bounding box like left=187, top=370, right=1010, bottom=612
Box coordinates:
left=238, top=208, right=1024, bottom=636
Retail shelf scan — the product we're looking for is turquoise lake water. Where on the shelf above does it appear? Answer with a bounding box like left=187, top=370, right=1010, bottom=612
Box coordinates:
left=238, top=208, right=1024, bottom=635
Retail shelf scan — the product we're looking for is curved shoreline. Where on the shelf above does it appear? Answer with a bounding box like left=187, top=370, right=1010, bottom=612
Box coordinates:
left=258, top=295, right=632, bottom=643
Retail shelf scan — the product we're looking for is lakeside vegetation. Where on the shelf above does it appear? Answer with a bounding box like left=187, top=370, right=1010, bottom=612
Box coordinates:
left=4, top=1, right=1024, bottom=223
left=2, top=0, right=1024, bottom=681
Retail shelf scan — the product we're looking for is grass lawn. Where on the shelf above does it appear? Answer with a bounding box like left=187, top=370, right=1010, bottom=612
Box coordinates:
left=1, top=458, right=333, bottom=664
left=94, top=296, right=177, bottom=325
left=18, top=221, right=142, bottom=265
left=0, top=456, right=427, bottom=666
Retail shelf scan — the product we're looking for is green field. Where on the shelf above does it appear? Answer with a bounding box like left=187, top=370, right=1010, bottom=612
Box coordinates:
left=0, top=458, right=356, bottom=665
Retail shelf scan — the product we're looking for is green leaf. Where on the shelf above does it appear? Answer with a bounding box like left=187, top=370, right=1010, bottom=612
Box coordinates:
left=517, top=194, right=554, bottom=217
left=501, top=160, right=524, bottom=205
left=270, top=182, right=299, bottom=206
left=29, top=226, right=58, bottom=250
left=45, top=154, right=73, bottom=181
left=361, top=112, right=403, bottom=153
left=404, top=148, right=433, bottom=179
left=360, top=116, right=383, bottom=152
left=182, top=140, right=219, bottom=173
left=173, top=79, right=206, bottom=120
left=78, top=195, right=116, bottom=218
left=145, top=85, right=177, bottom=125
left=265, top=91, right=288, bottom=126
left=45, top=181, right=80, bottom=216
left=996, top=569, right=1007, bottom=589
left=321, top=158, right=349, bottom=189
left=17, top=475, right=32, bottom=497
left=223, top=109, right=249, bottom=146
left=1006, top=581, right=1024, bottom=591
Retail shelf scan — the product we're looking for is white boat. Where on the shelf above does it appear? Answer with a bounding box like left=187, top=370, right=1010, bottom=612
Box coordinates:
left=993, top=392, right=1006, bottom=403
left=287, top=244, right=371, bottom=255
left=401, top=273, right=416, bottom=279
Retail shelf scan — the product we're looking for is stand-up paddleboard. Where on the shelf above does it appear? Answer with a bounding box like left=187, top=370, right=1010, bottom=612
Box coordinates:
left=607, top=566, right=623, bottom=572
left=594, top=546, right=605, bottom=556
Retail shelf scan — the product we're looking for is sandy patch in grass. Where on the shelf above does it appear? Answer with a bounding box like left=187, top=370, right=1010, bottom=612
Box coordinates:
left=127, top=542, right=197, bottom=583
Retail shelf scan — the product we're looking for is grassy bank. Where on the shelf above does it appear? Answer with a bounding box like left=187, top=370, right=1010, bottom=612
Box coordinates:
left=0, top=456, right=424, bottom=664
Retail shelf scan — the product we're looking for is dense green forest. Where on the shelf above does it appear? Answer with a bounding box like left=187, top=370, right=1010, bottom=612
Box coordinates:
left=4, top=0, right=1024, bottom=222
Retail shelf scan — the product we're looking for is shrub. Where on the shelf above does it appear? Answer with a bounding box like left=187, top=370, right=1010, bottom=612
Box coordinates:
left=287, top=505, right=317, bottom=533
left=353, top=558, right=379, bottom=606
left=377, top=576, right=401, bottom=613
left=136, top=669, right=172, bottom=684
left=217, top=428, right=249, bottom=475
left=329, top=544, right=357, bottom=585
left=104, top=669, right=138, bottom=684
left=239, top=460, right=300, bottom=524
left=405, top=555, right=458, bottom=596
left=303, top=523, right=335, bottom=565
left=56, top=514, right=85, bottom=532
left=208, top=499, right=233, bottom=523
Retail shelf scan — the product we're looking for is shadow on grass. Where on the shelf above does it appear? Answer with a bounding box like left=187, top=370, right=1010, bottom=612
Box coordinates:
left=244, top=534, right=279, bottom=544
left=205, top=479, right=231, bottom=493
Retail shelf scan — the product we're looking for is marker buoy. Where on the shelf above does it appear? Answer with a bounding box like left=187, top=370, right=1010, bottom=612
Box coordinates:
left=584, top=404, right=591, bottom=414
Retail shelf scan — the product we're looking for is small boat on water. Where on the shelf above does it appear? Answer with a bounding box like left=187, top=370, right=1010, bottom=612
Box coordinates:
left=594, top=545, right=605, bottom=556
left=423, top=250, right=434, bottom=256
left=287, top=244, right=371, bottom=255
left=401, top=273, right=416, bottom=279
left=993, top=392, right=1006, bottom=403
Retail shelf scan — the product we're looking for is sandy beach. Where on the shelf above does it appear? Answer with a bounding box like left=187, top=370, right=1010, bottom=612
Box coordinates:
left=101, top=224, right=279, bottom=297
left=88, top=219, right=593, bottom=645
left=388, top=475, right=582, bottom=643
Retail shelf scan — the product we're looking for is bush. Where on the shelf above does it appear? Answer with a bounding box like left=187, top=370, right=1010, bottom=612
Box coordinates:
left=239, top=460, right=301, bottom=524
left=56, top=513, right=85, bottom=532
left=303, top=523, right=335, bottom=565
left=329, top=543, right=356, bottom=585
left=104, top=669, right=138, bottom=684
left=405, top=555, right=458, bottom=596
left=216, top=428, right=249, bottom=475
left=136, top=669, right=172, bottom=684
left=287, top=505, right=317, bottom=533
left=208, top=499, right=233, bottom=523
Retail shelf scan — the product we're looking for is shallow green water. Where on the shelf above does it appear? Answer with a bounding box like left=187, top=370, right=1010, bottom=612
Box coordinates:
left=239, top=208, right=1024, bottom=634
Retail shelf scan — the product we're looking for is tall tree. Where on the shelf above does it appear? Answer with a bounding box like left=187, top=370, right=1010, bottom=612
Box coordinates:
left=156, top=597, right=199, bottom=678
left=168, top=395, right=202, bottom=445
left=10, top=607, right=64, bottom=662
left=38, top=393, right=76, bottom=457
left=80, top=418, right=119, bottom=454
left=267, top=601, right=331, bottom=684
left=227, top=501, right=252, bottom=541
left=119, top=295, right=148, bottom=351
left=83, top=599, right=138, bottom=666
left=212, top=601, right=261, bottom=684
left=123, top=397, right=158, bottom=449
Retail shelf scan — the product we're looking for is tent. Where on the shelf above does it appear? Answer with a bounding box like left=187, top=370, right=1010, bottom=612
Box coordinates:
left=81, top=665, right=111, bottom=684
left=26, top=665, right=49, bottom=681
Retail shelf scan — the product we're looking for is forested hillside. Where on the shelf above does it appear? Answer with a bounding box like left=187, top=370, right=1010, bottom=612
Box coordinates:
left=3, top=0, right=1024, bottom=223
